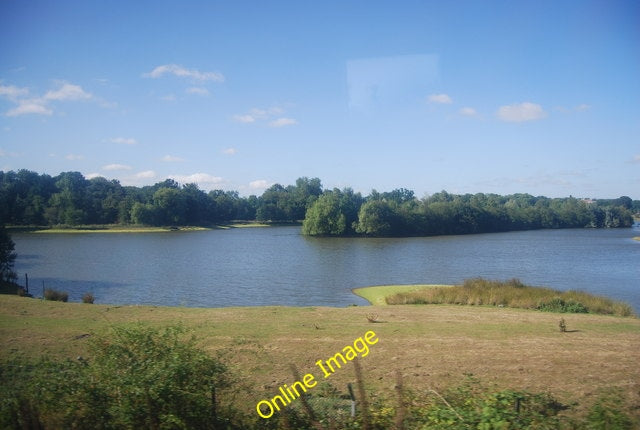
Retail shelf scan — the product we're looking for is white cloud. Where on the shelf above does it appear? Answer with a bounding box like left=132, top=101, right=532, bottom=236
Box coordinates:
left=3, top=81, right=95, bottom=117
left=249, top=179, right=271, bottom=191
left=161, top=155, right=185, bottom=162
left=427, top=93, right=452, bottom=104
left=233, top=114, right=256, bottom=123
left=268, top=117, right=297, bottom=127
left=103, top=163, right=132, bottom=171
left=0, top=84, right=28, bottom=100
left=575, top=104, right=591, bottom=111
left=160, top=94, right=176, bottom=101
left=110, top=137, right=137, bottom=145
left=6, top=99, right=52, bottom=116
left=143, top=64, right=224, bottom=82
left=65, top=154, right=84, bottom=160
left=86, top=172, right=102, bottom=179
left=459, top=107, right=477, bottom=116
left=135, top=170, right=156, bottom=179
left=497, top=102, right=547, bottom=122
left=222, top=147, right=237, bottom=155
left=44, top=82, right=92, bottom=101
left=233, top=106, right=290, bottom=125
left=169, top=173, right=225, bottom=188
left=185, top=87, right=210, bottom=96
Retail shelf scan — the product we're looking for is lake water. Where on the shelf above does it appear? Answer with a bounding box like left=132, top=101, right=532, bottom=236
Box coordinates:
left=11, top=226, right=640, bottom=312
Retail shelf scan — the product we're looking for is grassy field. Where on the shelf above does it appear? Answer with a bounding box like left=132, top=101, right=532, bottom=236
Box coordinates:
left=1, top=295, right=638, bottom=422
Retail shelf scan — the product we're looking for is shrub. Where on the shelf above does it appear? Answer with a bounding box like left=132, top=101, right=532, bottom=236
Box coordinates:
left=537, top=298, right=588, bottom=313
left=0, top=325, right=232, bottom=429
left=44, top=288, right=68, bottom=302
left=411, top=379, right=565, bottom=429
left=586, top=391, right=635, bottom=429
left=81, top=292, right=94, bottom=304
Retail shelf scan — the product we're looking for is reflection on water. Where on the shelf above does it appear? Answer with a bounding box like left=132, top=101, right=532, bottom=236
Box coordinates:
left=12, top=226, right=640, bottom=312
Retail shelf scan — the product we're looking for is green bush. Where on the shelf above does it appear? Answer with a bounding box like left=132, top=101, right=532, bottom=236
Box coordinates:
left=537, top=297, right=589, bottom=313
left=409, top=379, right=565, bottom=429
left=0, top=325, right=231, bottom=429
left=44, top=288, right=68, bottom=302
left=586, top=391, right=635, bottom=429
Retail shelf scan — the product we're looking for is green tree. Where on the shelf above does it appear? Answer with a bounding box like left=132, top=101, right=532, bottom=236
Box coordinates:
left=302, top=192, right=348, bottom=236
left=302, top=188, right=363, bottom=236
left=355, top=200, right=396, bottom=236
left=46, top=172, right=89, bottom=225
left=153, top=187, right=187, bottom=225
left=0, top=226, right=17, bottom=284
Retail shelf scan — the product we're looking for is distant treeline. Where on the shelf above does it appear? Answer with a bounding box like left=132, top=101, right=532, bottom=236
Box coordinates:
left=0, top=170, right=636, bottom=237
left=302, top=188, right=635, bottom=236
left=0, top=170, right=321, bottom=226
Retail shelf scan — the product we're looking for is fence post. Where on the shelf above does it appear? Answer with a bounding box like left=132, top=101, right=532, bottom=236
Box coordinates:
left=347, top=383, right=356, bottom=417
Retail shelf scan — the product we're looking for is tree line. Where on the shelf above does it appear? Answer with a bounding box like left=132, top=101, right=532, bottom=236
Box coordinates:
left=0, top=170, right=636, bottom=237
left=0, top=170, right=321, bottom=227
left=302, top=188, right=636, bottom=236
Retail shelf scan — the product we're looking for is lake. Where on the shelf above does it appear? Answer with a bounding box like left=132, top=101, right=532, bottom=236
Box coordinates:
left=11, top=226, right=640, bottom=312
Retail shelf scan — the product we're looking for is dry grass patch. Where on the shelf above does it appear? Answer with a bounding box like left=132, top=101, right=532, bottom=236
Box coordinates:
left=383, top=278, right=635, bottom=317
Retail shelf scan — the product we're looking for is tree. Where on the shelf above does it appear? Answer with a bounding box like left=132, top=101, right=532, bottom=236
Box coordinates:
left=0, top=226, right=17, bottom=284
left=153, top=187, right=187, bottom=225
left=302, top=193, right=348, bottom=236
left=302, top=188, right=364, bottom=236
left=355, top=200, right=396, bottom=236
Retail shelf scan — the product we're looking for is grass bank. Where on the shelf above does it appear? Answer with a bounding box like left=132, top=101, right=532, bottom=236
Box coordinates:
left=10, top=222, right=295, bottom=233
left=12, top=225, right=212, bottom=234
left=1, top=295, right=638, bottom=423
left=356, top=278, right=636, bottom=317
left=352, top=284, right=452, bottom=305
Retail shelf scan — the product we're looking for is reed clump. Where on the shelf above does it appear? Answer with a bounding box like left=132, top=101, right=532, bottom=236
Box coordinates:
left=385, top=278, right=635, bottom=317
left=43, top=288, right=68, bottom=302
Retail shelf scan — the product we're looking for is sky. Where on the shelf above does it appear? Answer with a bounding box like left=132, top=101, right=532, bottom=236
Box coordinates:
left=1, top=0, right=638, bottom=199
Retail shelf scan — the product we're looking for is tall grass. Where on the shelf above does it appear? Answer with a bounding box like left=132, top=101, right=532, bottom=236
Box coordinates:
left=43, top=288, right=68, bottom=302
left=385, top=278, right=635, bottom=317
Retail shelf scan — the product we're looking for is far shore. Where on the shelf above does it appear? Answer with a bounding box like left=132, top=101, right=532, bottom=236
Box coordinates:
left=7, top=222, right=288, bottom=234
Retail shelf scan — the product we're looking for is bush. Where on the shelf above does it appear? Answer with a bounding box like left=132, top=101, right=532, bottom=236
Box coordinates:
left=537, top=297, right=589, bottom=313
left=0, top=325, right=232, bottom=429
left=586, top=391, right=635, bottom=429
left=410, top=378, right=565, bottom=429
left=81, top=292, right=94, bottom=304
left=44, top=288, right=68, bottom=302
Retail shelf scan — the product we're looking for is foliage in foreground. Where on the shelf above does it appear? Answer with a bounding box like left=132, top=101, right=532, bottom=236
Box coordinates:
left=0, top=225, right=17, bottom=284
left=1, top=326, right=636, bottom=429
left=249, top=376, right=635, bottom=430
left=0, top=325, right=232, bottom=429
left=385, top=278, right=636, bottom=317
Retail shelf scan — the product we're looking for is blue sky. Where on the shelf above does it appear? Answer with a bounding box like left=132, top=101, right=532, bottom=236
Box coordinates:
left=1, top=0, right=638, bottom=198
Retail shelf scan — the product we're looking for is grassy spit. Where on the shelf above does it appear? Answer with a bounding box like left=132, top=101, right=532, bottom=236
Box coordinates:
left=1, top=295, right=639, bottom=421
left=355, top=278, right=635, bottom=317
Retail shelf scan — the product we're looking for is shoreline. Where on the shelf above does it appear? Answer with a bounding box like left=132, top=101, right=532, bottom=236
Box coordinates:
left=7, top=223, right=284, bottom=234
